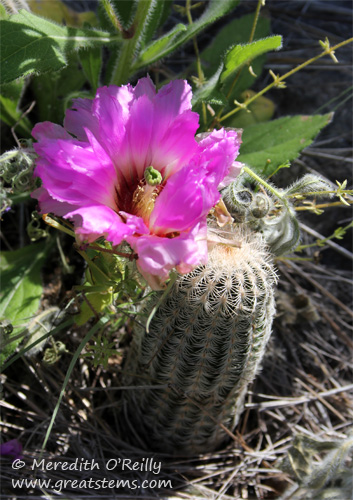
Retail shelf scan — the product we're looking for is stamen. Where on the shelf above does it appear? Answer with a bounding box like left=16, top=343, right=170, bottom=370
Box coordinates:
left=131, top=182, right=160, bottom=223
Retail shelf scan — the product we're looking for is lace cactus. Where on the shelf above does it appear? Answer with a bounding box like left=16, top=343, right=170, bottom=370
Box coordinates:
left=124, top=228, right=277, bottom=455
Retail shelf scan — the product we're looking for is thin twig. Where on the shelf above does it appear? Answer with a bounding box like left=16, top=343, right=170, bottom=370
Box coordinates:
left=299, top=223, right=353, bottom=261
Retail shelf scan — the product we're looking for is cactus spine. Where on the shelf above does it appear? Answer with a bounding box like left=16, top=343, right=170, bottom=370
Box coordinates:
left=124, top=228, right=277, bottom=455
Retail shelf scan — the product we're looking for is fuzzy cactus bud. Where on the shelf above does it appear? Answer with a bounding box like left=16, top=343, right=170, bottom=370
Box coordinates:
left=222, top=181, right=253, bottom=222
left=223, top=175, right=300, bottom=256
left=250, top=192, right=272, bottom=219
left=124, top=227, right=278, bottom=455
left=284, top=174, right=333, bottom=198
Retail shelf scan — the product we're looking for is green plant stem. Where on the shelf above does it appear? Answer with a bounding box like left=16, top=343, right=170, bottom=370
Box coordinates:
left=295, top=200, right=353, bottom=211
left=242, top=165, right=290, bottom=208
left=208, top=0, right=262, bottom=129
left=43, top=214, right=75, bottom=237
left=185, top=0, right=202, bottom=81
left=110, top=0, right=154, bottom=85
left=220, top=37, right=353, bottom=123
left=56, top=234, right=73, bottom=274
left=287, top=190, right=353, bottom=199
left=220, top=0, right=264, bottom=117
left=295, top=222, right=353, bottom=252
left=88, top=244, right=136, bottom=260
left=9, top=192, right=30, bottom=204
left=186, top=0, right=206, bottom=126
left=249, top=0, right=264, bottom=43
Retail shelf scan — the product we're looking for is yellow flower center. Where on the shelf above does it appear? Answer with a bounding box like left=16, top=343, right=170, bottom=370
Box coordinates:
left=131, top=167, right=163, bottom=224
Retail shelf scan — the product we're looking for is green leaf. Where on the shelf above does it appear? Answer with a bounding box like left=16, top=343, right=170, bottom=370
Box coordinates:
left=0, top=242, right=47, bottom=365
left=173, top=0, right=240, bottom=49
left=140, top=0, right=174, bottom=46
left=28, top=0, right=98, bottom=27
left=31, top=55, right=87, bottom=123
left=0, top=3, right=8, bottom=20
left=0, top=80, right=32, bottom=136
left=0, top=80, right=25, bottom=101
left=191, top=63, right=227, bottom=107
left=135, top=0, right=239, bottom=70
left=0, top=9, right=120, bottom=84
left=201, top=13, right=270, bottom=77
left=222, top=90, right=275, bottom=128
left=78, top=47, right=102, bottom=92
left=188, top=13, right=273, bottom=119
left=137, top=23, right=187, bottom=67
left=221, top=36, right=282, bottom=83
left=85, top=248, right=124, bottom=286
left=111, top=0, right=137, bottom=30
left=237, top=113, right=333, bottom=176
left=203, top=90, right=228, bottom=107
left=199, top=13, right=270, bottom=98
left=153, top=0, right=173, bottom=35
left=74, top=249, right=124, bottom=325
left=75, top=290, right=113, bottom=326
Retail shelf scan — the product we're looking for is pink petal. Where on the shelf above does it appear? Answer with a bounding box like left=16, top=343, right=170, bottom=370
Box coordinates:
left=31, top=186, right=80, bottom=216
left=133, top=75, right=156, bottom=100
left=33, top=139, right=117, bottom=209
left=155, top=80, right=194, bottom=124
left=150, top=165, right=217, bottom=234
left=195, top=128, right=242, bottom=187
left=66, top=205, right=133, bottom=246
left=150, top=80, right=199, bottom=176
left=32, top=122, right=71, bottom=142
left=117, top=94, right=154, bottom=184
left=118, top=211, right=149, bottom=235
left=153, top=110, right=199, bottom=179
left=150, top=128, right=241, bottom=234
left=129, top=222, right=208, bottom=288
left=64, top=97, right=98, bottom=141
left=31, top=78, right=243, bottom=287
left=218, top=161, right=244, bottom=189
left=117, top=83, right=199, bottom=184
left=91, top=85, right=133, bottom=162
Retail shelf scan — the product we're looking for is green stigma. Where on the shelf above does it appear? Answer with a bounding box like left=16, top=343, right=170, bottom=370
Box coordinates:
left=144, top=166, right=162, bottom=186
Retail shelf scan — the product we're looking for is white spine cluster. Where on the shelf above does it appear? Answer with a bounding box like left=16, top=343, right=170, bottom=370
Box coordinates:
left=124, top=228, right=277, bottom=455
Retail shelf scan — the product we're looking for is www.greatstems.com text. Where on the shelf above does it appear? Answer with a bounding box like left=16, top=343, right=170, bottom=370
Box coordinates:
left=10, top=457, right=172, bottom=493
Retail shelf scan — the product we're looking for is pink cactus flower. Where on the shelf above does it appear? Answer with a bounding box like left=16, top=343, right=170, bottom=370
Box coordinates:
left=32, top=77, right=242, bottom=288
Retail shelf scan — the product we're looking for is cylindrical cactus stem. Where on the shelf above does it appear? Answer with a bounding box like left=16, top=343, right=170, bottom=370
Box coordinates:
left=124, top=228, right=278, bottom=455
